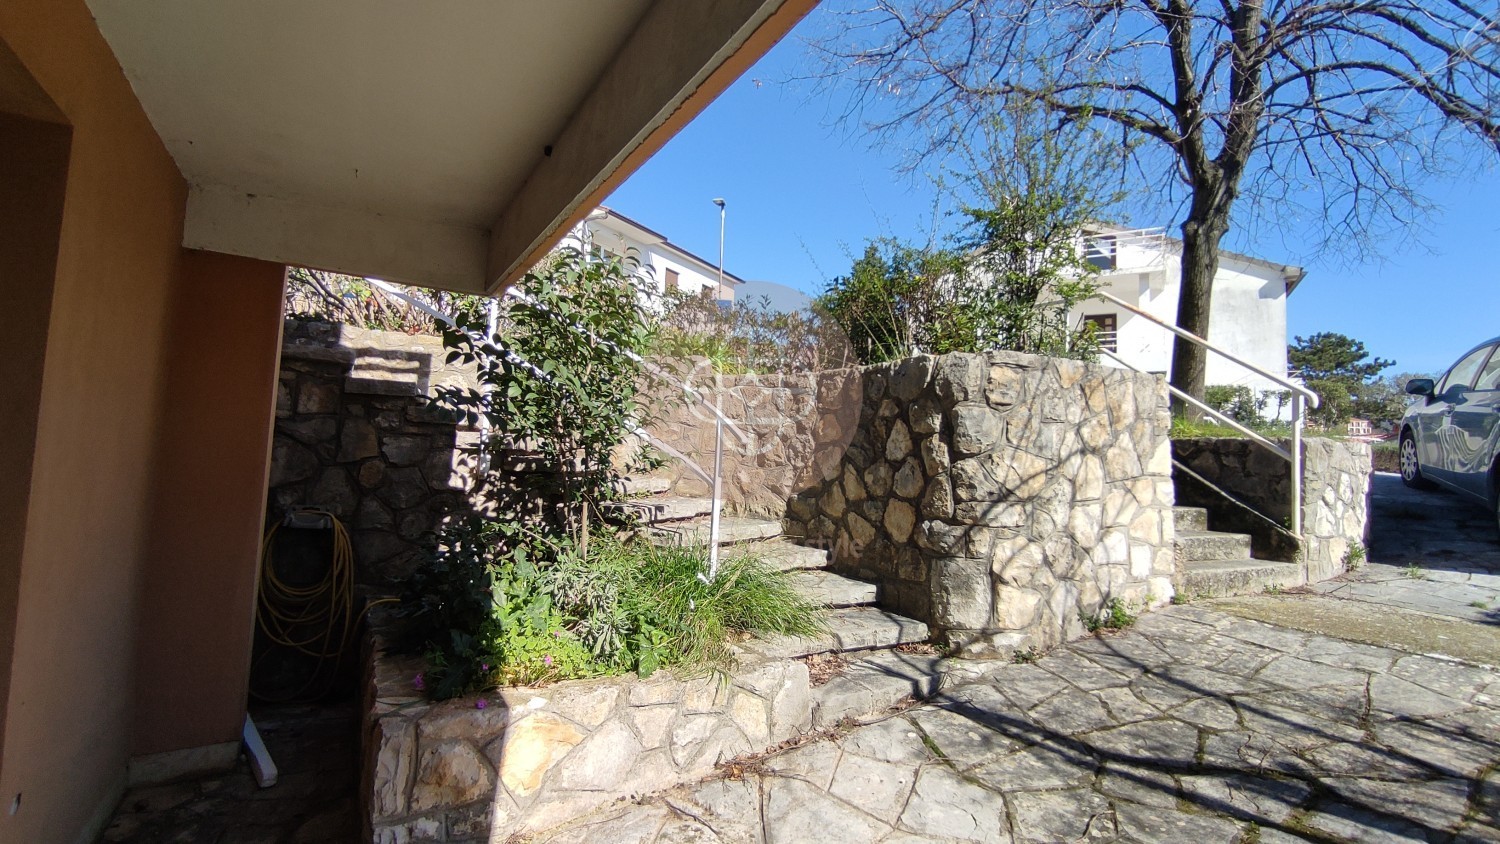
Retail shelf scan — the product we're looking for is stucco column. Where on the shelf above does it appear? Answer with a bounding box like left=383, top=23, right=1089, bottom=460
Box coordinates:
left=132, top=249, right=287, bottom=769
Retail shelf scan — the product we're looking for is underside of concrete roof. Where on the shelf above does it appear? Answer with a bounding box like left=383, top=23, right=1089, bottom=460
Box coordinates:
left=85, top=0, right=815, bottom=294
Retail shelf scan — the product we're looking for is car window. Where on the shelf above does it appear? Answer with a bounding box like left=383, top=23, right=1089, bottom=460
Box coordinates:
left=1438, top=345, right=1493, bottom=396
left=1477, top=346, right=1500, bottom=390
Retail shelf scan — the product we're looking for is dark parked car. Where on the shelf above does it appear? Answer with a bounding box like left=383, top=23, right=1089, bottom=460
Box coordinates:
left=1399, top=336, right=1500, bottom=533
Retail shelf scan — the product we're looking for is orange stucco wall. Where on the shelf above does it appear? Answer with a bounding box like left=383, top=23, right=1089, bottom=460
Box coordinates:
left=0, top=2, right=280, bottom=842
left=135, top=251, right=286, bottom=757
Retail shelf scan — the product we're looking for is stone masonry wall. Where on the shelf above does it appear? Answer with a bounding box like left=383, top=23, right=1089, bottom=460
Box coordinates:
left=1172, top=437, right=1371, bottom=583
left=270, top=320, right=480, bottom=585
left=785, top=352, right=1176, bottom=657
left=363, top=632, right=810, bottom=843
left=636, top=366, right=861, bottom=518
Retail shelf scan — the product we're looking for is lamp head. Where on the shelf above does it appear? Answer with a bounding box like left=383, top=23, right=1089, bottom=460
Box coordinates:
left=712, top=198, right=726, bottom=208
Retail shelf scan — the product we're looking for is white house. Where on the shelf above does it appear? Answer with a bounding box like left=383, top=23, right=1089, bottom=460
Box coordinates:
left=563, top=206, right=743, bottom=305
left=1071, top=225, right=1306, bottom=409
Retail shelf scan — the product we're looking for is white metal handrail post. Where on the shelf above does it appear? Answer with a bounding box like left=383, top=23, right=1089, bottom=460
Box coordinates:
left=1290, top=394, right=1304, bottom=537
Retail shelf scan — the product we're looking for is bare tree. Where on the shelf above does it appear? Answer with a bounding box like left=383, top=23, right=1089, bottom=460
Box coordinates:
left=813, top=0, right=1500, bottom=410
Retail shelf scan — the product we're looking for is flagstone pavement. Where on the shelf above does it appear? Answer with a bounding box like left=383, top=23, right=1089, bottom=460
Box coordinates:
left=535, top=605, right=1500, bottom=844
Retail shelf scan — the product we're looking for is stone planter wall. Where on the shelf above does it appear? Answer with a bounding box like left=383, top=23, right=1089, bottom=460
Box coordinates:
left=363, top=633, right=811, bottom=843
left=635, top=366, right=862, bottom=518
left=270, top=320, right=481, bottom=585
left=785, top=352, right=1176, bottom=657
left=1171, top=437, right=1371, bottom=582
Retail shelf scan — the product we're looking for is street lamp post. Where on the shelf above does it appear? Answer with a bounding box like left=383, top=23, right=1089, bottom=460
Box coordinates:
left=707, top=198, right=726, bottom=578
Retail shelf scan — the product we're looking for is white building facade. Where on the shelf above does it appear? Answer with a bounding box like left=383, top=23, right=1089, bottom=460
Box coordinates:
left=1071, top=226, right=1305, bottom=411
left=562, top=207, right=742, bottom=305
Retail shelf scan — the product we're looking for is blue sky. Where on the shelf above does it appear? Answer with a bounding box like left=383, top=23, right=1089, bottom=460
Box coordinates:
left=605, top=11, right=1500, bottom=378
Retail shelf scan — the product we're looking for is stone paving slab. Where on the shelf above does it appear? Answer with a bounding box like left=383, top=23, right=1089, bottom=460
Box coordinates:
left=533, top=605, right=1500, bottom=844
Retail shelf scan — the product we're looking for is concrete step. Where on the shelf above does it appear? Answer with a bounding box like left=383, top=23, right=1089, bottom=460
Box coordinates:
left=1172, top=506, right=1208, bottom=532
left=604, top=496, right=712, bottom=524
left=811, top=650, right=946, bottom=729
left=646, top=515, right=782, bottom=547
left=1182, top=558, right=1304, bottom=598
left=725, top=539, right=828, bottom=572
left=1175, top=529, right=1252, bottom=562
left=786, top=570, right=879, bottom=607
left=743, top=606, right=929, bottom=660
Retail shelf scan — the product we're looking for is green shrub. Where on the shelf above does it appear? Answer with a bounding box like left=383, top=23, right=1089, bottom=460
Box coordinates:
left=1082, top=597, right=1137, bottom=633
left=401, top=523, right=825, bottom=699
left=1203, top=385, right=1267, bottom=424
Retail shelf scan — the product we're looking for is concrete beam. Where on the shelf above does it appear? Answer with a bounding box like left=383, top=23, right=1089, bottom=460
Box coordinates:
left=485, top=0, right=818, bottom=293
left=184, top=184, right=490, bottom=293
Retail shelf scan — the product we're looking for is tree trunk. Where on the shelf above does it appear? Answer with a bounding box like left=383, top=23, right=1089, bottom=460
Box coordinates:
left=1169, top=210, right=1229, bottom=418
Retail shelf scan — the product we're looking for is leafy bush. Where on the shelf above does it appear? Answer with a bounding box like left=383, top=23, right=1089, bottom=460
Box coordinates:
left=284, top=267, right=484, bottom=334
left=434, top=249, right=655, bottom=534
left=653, top=292, right=855, bottom=373
left=1203, top=385, right=1267, bottom=424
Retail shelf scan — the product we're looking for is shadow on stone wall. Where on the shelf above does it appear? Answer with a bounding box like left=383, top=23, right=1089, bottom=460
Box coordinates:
left=269, top=320, right=482, bottom=587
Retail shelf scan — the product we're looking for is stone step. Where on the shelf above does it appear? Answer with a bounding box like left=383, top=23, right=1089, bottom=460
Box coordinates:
left=646, top=515, right=783, bottom=547
left=1182, top=558, right=1304, bottom=599
left=1172, top=506, right=1208, bottom=532
left=811, top=650, right=946, bottom=729
left=1175, top=529, right=1252, bottom=562
left=604, top=496, right=712, bottom=524
left=786, top=570, right=879, bottom=607
left=614, top=475, right=669, bottom=497
left=742, top=606, right=929, bottom=660
left=725, top=539, right=828, bottom=572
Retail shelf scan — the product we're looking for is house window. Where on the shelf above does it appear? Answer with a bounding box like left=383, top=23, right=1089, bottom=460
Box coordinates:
left=1085, top=234, right=1117, bottom=271
left=665, top=268, right=680, bottom=292
left=1084, top=313, right=1118, bottom=352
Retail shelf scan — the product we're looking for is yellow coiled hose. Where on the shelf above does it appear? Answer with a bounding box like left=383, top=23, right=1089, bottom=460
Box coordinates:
left=251, top=511, right=393, bottom=702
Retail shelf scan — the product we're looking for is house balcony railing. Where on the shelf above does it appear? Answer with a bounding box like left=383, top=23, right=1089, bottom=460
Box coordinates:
left=1084, top=227, right=1168, bottom=273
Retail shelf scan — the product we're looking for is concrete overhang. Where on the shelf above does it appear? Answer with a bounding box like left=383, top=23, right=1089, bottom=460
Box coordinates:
left=85, top=0, right=814, bottom=294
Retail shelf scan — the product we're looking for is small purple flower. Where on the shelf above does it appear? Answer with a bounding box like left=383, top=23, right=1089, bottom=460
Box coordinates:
left=543, top=655, right=554, bottom=667
left=412, top=672, right=425, bottom=691
left=480, top=663, right=490, bottom=673
left=475, top=698, right=488, bottom=710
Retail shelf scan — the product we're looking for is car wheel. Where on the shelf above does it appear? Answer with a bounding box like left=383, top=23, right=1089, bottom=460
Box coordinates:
left=1399, top=432, right=1436, bottom=490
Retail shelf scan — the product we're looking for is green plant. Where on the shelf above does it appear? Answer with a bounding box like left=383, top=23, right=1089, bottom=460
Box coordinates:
left=434, top=248, right=655, bottom=534
left=1204, top=385, right=1268, bottom=425
left=1404, top=562, right=1426, bottom=580
left=1011, top=647, right=1042, bottom=664
left=1470, top=599, right=1491, bottom=609
left=1081, top=598, right=1136, bottom=633
left=1170, top=593, right=1190, bottom=605
left=1343, top=543, right=1366, bottom=570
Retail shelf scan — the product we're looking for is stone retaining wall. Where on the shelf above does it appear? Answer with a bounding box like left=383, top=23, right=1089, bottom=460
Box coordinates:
left=363, top=634, right=811, bottom=843
left=1172, top=437, right=1371, bottom=582
left=635, top=366, right=861, bottom=518
left=270, top=320, right=480, bottom=585
left=785, top=352, right=1176, bottom=656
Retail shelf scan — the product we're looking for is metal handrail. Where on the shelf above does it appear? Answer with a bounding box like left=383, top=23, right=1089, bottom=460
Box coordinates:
left=1100, top=349, right=1290, bottom=461
left=1090, top=290, right=1310, bottom=538
left=1093, top=290, right=1319, bottom=408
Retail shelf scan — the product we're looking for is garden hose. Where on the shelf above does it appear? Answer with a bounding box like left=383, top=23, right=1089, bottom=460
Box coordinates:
left=250, top=510, right=396, bottom=702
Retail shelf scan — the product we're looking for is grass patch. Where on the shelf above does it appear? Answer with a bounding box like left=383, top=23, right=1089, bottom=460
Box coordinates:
left=1169, top=416, right=1292, bottom=440
left=1470, top=599, right=1491, bottom=609
left=403, top=522, right=826, bottom=698
left=1343, top=543, right=1366, bottom=570
left=1403, top=562, right=1426, bottom=580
